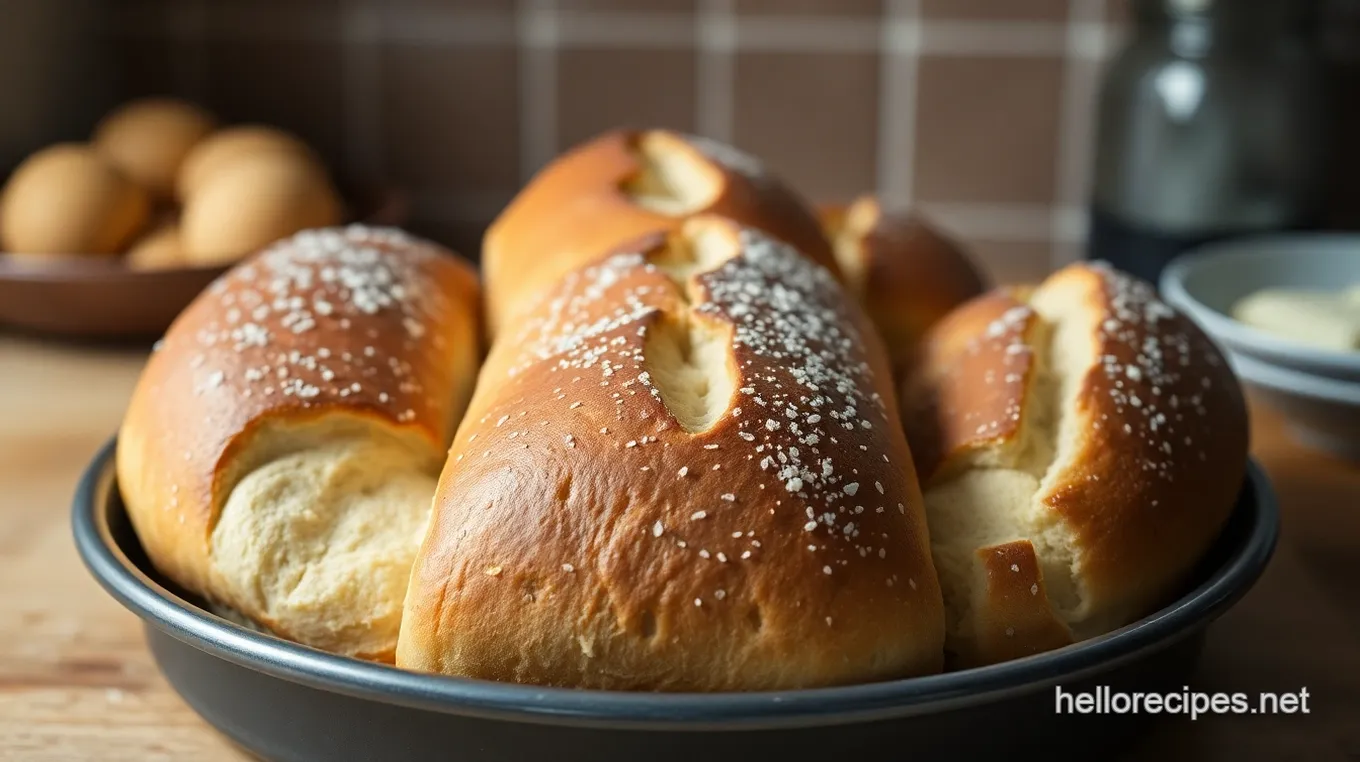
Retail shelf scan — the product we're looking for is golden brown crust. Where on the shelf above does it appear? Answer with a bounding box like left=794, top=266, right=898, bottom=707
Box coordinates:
left=900, top=291, right=1040, bottom=481
left=117, top=226, right=482, bottom=648
left=399, top=218, right=944, bottom=690
left=900, top=261, right=1248, bottom=662
left=482, top=129, right=839, bottom=336
left=819, top=196, right=989, bottom=379
left=969, top=541, right=1073, bottom=666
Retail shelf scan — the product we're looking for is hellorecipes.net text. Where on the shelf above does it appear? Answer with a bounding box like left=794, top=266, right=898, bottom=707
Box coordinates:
left=1055, top=685, right=1311, bottom=721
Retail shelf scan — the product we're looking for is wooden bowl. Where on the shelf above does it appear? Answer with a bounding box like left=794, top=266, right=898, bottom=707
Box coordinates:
left=0, top=187, right=409, bottom=340
left=0, top=255, right=227, bottom=339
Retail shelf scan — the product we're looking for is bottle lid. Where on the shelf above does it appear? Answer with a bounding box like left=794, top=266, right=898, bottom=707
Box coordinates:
left=1166, top=0, right=1212, bottom=14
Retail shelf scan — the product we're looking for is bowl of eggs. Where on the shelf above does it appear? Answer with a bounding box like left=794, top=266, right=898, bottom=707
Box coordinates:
left=0, top=97, right=403, bottom=339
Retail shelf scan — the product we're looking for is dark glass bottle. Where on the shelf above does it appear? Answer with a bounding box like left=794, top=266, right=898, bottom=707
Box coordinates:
left=1087, top=0, right=1328, bottom=286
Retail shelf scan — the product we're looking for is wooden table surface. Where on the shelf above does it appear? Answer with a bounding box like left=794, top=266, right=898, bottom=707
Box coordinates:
left=1, top=333, right=1358, bottom=761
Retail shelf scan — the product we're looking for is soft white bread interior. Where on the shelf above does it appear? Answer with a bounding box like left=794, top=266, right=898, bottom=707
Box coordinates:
left=901, top=263, right=1248, bottom=667
left=207, top=419, right=438, bottom=656
left=397, top=216, right=944, bottom=690
left=621, top=132, right=725, bottom=215
left=481, top=128, right=839, bottom=336
left=117, top=226, right=482, bottom=660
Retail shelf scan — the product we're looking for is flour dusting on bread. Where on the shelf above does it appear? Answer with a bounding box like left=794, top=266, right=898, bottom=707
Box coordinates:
left=499, top=222, right=901, bottom=570
left=184, top=225, right=459, bottom=422
left=1083, top=261, right=1220, bottom=477
left=400, top=215, right=943, bottom=689
left=117, top=225, right=481, bottom=662
left=902, top=261, right=1247, bottom=667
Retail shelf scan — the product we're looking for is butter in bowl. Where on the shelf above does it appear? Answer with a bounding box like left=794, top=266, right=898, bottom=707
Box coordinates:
left=1231, top=283, right=1360, bottom=354
left=1161, top=235, right=1360, bottom=459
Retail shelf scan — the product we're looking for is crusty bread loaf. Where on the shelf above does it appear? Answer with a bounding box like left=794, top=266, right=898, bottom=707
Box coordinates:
left=482, top=129, right=839, bottom=335
left=900, top=262, right=1248, bottom=667
left=117, top=226, right=482, bottom=661
left=397, top=216, right=944, bottom=690
left=818, top=196, right=988, bottom=379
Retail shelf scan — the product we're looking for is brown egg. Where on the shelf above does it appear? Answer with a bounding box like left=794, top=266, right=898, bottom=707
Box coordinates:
left=125, top=220, right=186, bottom=270
left=0, top=143, right=150, bottom=256
left=180, top=152, right=343, bottom=266
left=93, top=98, right=217, bottom=199
left=176, top=125, right=323, bottom=202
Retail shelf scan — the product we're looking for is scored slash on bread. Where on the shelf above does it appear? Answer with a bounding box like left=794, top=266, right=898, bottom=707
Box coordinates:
left=117, top=226, right=482, bottom=662
left=900, top=262, right=1248, bottom=668
left=482, top=129, right=839, bottom=338
left=398, top=216, right=944, bottom=690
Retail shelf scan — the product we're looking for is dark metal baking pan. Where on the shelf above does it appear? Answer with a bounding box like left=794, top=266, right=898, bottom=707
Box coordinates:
left=74, top=437, right=1278, bottom=762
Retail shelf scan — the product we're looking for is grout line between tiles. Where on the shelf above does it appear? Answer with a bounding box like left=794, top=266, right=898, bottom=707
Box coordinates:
left=915, top=20, right=1079, bottom=56
left=550, top=16, right=1106, bottom=57
left=873, top=14, right=895, bottom=202
left=115, top=1, right=1117, bottom=251
left=1049, top=0, right=1108, bottom=267
left=1052, top=205, right=1088, bottom=244
left=733, top=16, right=879, bottom=52
left=517, top=0, right=559, bottom=183
left=876, top=0, right=920, bottom=209
left=1103, top=1, right=1131, bottom=56
left=696, top=0, right=736, bottom=142
left=341, top=1, right=384, bottom=184
left=558, top=10, right=695, bottom=46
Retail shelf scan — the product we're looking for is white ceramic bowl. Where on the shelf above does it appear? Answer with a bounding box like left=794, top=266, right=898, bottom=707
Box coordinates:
left=1160, top=234, right=1360, bottom=460
left=1228, top=351, right=1360, bottom=460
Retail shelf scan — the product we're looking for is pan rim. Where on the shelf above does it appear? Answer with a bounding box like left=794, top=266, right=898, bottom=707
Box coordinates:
left=73, top=437, right=1278, bottom=731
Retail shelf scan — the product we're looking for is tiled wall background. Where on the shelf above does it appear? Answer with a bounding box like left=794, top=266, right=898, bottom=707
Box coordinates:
left=112, top=0, right=1133, bottom=283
